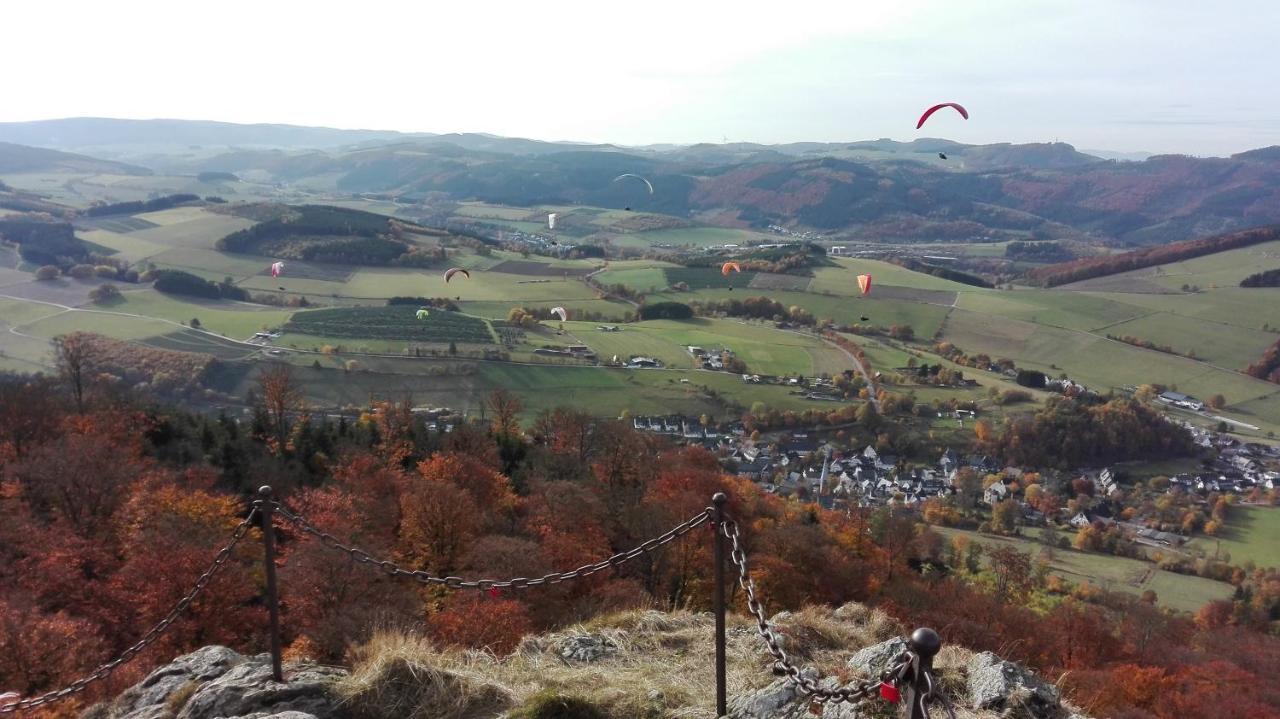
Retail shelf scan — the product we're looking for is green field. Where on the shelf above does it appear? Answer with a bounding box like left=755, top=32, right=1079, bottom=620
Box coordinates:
left=285, top=306, right=495, bottom=344
left=649, top=289, right=952, bottom=337
left=941, top=307, right=1280, bottom=426
left=594, top=267, right=671, bottom=293
left=19, top=310, right=176, bottom=341
left=1186, top=505, right=1280, bottom=568
left=111, top=290, right=294, bottom=339
left=814, top=259, right=976, bottom=294
left=935, top=527, right=1234, bottom=613
left=614, top=227, right=775, bottom=249
left=458, top=299, right=634, bottom=321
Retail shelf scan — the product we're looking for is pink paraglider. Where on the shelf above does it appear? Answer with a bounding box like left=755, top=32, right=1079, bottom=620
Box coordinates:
left=916, top=102, right=969, bottom=129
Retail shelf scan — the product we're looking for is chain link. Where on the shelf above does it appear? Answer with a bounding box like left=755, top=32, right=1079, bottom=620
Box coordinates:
left=273, top=501, right=712, bottom=590
left=0, top=507, right=260, bottom=715
left=721, top=517, right=913, bottom=705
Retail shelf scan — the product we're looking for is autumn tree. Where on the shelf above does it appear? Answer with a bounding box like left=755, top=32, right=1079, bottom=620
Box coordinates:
left=54, top=333, right=95, bottom=412
left=486, top=388, right=522, bottom=439
left=991, top=499, right=1020, bottom=536
left=987, top=545, right=1034, bottom=601
left=257, top=364, right=303, bottom=452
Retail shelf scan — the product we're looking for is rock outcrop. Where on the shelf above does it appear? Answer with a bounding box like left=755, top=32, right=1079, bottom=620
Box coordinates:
left=83, top=606, right=1088, bottom=719
left=84, top=646, right=347, bottom=719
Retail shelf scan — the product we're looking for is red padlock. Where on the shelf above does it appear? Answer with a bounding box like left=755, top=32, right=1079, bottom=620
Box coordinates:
left=488, top=587, right=501, bottom=599
left=878, top=682, right=900, bottom=704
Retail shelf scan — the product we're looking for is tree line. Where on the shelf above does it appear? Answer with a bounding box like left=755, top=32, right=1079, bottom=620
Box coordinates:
left=84, top=194, right=200, bottom=217
left=1028, top=225, right=1280, bottom=287
left=1241, top=268, right=1280, bottom=287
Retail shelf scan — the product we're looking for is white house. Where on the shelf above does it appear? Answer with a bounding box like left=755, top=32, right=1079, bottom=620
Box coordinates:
left=984, top=482, right=1010, bottom=505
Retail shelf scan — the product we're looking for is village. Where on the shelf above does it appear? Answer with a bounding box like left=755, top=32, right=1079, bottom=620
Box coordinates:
left=626, top=410, right=1280, bottom=550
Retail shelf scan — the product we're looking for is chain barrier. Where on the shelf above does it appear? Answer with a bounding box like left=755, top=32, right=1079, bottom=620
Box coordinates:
left=0, top=506, right=260, bottom=715
left=723, top=517, right=920, bottom=708
left=273, top=500, right=713, bottom=591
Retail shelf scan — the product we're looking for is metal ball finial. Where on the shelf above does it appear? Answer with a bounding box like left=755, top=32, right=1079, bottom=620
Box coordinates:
left=909, top=627, right=942, bottom=658
left=258, top=485, right=273, bottom=497
left=712, top=492, right=727, bottom=506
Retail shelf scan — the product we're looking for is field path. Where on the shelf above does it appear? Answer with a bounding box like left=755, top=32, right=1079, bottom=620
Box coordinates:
left=772, top=324, right=881, bottom=412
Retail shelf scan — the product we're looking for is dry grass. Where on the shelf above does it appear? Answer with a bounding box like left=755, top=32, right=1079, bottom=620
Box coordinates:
left=336, top=604, right=945, bottom=719
left=336, top=631, right=514, bottom=719
left=163, top=680, right=202, bottom=715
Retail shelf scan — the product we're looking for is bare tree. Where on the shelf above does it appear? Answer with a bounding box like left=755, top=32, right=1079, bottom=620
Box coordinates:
left=486, top=389, right=522, bottom=438
left=54, top=333, right=94, bottom=412
left=258, top=363, right=303, bottom=450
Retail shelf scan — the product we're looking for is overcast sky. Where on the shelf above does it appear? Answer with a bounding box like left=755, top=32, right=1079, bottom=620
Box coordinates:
left=6, top=0, right=1280, bottom=155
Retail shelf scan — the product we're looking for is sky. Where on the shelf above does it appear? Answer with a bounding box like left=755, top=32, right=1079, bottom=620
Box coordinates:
left=5, top=0, right=1280, bottom=156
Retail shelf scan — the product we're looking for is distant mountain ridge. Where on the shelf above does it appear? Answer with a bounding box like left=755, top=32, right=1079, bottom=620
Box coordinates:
left=0, top=141, right=150, bottom=175
left=5, top=118, right=1280, bottom=246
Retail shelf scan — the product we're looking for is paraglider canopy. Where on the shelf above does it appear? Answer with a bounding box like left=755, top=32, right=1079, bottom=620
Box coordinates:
left=938, top=152, right=948, bottom=160
left=444, top=267, right=471, bottom=283
left=415, top=308, right=430, bottom=320
left=548, top=213, right=557, bottom=230
left=551, top=306, right=568, bottom=322
left=270, top=261, right=285, bottom=277
left=916, top=102, right=969, bottom=129
left=613, top=173, right=655, bottom=194
left=857, top=274, right=872, bottom=295
left=721, top=262, right=742, bottom=276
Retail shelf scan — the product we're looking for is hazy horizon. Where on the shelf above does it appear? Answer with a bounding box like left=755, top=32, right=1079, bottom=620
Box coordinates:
left=7, top=0, right=1280, bottom=156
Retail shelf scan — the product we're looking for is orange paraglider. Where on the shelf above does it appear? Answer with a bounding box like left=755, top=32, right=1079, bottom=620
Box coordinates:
left=722, top=261, right=742, bottom=291
left=857, top=274, right=872, bottom=295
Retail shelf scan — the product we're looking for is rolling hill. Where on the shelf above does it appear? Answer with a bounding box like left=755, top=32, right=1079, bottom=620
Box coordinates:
left=0, top=141, right=150, bottom=175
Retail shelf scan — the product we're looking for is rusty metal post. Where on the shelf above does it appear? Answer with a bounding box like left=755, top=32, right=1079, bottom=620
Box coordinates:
left=904, top=627, right=941, bottom=719
left=712, top=492, right=728, bottom=718
left=259, top=486, right=284, bottom=682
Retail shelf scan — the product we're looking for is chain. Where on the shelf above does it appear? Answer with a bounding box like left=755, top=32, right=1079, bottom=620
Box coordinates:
left=721, top=517, right=913, bottom=705
left=0, top=507, right=260, bottom=715
left=273, top=501, right=712, bottom=591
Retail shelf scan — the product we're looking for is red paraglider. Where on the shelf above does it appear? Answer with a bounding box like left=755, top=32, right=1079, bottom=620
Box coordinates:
left=916, top=102, right=969, bottom=129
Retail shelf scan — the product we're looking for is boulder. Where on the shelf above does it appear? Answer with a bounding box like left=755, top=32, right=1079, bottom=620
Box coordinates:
left=967, top=651, right=1061, bottom=718
left=846, top=636, right=908, bottom=678
left=558, top=635, right=619, bottom=664
left=85, top=647, right=347, bottom=719
left=725, top=670, right=862, bottom=719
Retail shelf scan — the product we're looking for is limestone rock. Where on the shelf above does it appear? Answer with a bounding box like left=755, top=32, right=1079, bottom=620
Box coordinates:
left=967, top=651, right=1061, bottom=718
left=84, top=647, right=347, bottom=719
left=846, top=636, right=908, bottom=678
left=558, top=635, right=619, bottom=664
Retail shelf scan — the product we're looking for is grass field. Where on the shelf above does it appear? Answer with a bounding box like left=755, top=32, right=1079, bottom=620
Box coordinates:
left=1186, top=505, right=1280, bottom=568
left=123, top=209, right=256, bottom=250
left=935, top=527, right=1234, bottom=613
left=649, top=289, right=952, bottom=337
left=111, top=290, right=293, bottom=339
left=594, top=267, right=671, bottom=293
left=1101, top=312, right=1277, bottom=368
left=814, top=259, right=977, bottom=294
left=613, top=227, right=775, bottom=249
left=285, top=306, right=495, bottom=344
left=458, top=299, right=634, bottom=321
left=941, top=307, right=1280, bottom=427
left=19, top=310, right=175, bottom=341
left=1086, top=288, right=1280, bottom=334
left=76, top=229, right=171, bottom=261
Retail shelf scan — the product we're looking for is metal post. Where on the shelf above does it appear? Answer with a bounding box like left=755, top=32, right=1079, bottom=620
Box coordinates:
left=259, top=486, right=284, bottom=683
left=712, top=492, right=728, bottom=718
left=904, top=627, right=941, bottom=719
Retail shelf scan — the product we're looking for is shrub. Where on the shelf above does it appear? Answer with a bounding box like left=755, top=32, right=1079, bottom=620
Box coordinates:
left=35, top=265, right=60, bottom=280
left=638, top=302, right=693, bottom=321
left=94, top=265, right=118, bottom=278
left=68, top=264, right=96, bottom=279
left=509, top=691, right=607, bottom=719
left=88, top=284, right=121, bottom=304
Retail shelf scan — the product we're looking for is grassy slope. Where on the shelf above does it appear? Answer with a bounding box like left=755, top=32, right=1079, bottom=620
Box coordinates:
left=1185, top=505, right=1280, bottom=568
left=935, top=527, right=1233, bottom=613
